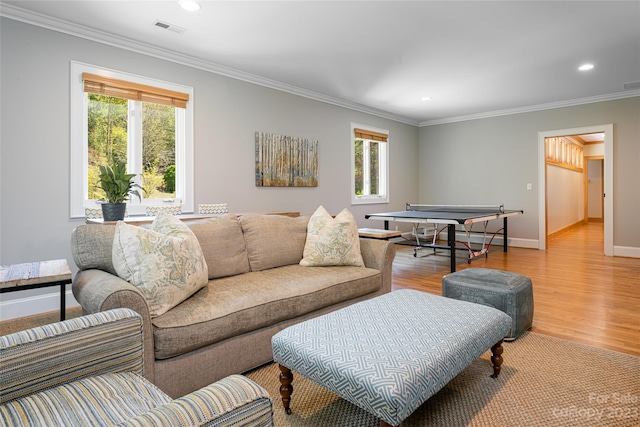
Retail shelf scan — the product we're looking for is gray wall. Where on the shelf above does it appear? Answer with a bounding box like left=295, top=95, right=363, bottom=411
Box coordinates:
left=0, top=18, right=418, bottom=316
left=418, top=97, right=640, bottom=248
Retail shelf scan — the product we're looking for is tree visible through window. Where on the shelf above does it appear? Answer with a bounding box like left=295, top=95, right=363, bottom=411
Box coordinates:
left=87, top=94, right=127, bottom=199
left=86, top=97, right=178, bottom=201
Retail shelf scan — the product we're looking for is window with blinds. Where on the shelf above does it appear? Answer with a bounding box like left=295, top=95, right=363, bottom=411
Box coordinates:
left=70, top=62, right=195, bottom=218
left=351, top=124, right=389, bottom=204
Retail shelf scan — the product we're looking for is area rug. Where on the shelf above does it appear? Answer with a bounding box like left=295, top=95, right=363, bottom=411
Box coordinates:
left=246, top=332, right=639, bottom=427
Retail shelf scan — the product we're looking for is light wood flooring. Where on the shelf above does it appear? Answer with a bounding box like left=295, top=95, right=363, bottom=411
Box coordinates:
left=392, top=222, right=640, bottom=356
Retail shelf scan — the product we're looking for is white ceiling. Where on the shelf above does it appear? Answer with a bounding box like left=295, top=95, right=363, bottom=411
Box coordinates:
left=2, top=1, right=639, bottom=125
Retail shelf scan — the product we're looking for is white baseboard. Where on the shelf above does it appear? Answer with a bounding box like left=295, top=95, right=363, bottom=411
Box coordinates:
left=508, top=238, right=539, bottom=249
left=0, top=290, right=79, bottom=321
left=614, top=245, right=640, bottom=258
left=418, top=230, right=637, bottom=256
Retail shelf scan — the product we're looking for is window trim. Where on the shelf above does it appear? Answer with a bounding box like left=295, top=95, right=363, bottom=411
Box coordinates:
left=70, top=61, right=195, bottom=218
left=350, top=122, right=390, bottom=205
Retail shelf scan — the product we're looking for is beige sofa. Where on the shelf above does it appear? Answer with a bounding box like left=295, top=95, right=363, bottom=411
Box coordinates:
left=71, top=213, right=395, bottom=398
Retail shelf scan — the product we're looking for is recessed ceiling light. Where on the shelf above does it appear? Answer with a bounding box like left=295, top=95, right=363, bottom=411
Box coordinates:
left=578, top=63, right=594, bottom=71
left=421, top=96, right=432, bottom=101
left=179, top=1, right=201, bottom=11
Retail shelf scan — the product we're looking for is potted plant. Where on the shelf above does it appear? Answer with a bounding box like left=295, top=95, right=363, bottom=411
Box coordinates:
left=97, top=161, right=142, bottom=221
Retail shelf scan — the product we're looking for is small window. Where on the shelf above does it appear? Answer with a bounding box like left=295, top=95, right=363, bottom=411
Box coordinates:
left=351, top=123, right=389, bottom=204
left=70, top=62, right=194, bottom=217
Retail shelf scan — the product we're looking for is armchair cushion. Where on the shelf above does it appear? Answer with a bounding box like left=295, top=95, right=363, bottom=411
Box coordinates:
left=1, top=373, right=272, bottom=427
left=118, top=375, right=272, bottom=427
left=0, top=372, right=171, bottom=426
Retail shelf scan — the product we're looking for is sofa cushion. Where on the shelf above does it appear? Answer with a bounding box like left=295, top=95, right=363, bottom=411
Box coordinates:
left=71, top=224, right=118, bottom=275
left=187, top=215, right=250, bottom=279
left=0, top=372, right=171, bottom=426
left=300, top=206, right=364, bottom=267
left=151, top=265, right=382, bottom=360
left=240, top=214, right=309, bottom=271
left=112, top=213, right=209, bottom=317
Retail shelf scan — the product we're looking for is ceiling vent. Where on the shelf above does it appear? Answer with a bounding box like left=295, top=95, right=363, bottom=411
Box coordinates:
left=623, top=81, right=640, bottom=91
left=153, top=20, right=186, bottom=34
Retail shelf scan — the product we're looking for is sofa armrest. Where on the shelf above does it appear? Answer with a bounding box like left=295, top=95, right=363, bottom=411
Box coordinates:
left=0, top=309, right=143, bottom=404
left=359, top=238, right=395, bottom=294
left=117, top=375, right=273, bottom=427
left=72, top=269, right=156, bottom=383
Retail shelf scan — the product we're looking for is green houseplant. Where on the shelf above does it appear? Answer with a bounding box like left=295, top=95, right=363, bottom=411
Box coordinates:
left=97, top=161, right=142, bottom=221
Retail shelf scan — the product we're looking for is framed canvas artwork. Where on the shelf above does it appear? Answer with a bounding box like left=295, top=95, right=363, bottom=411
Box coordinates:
left=255, top=132, right=318, bottom=187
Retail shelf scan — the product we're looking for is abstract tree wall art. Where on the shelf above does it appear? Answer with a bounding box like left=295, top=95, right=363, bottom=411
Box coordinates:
left=255, top=132, right=318, bottom=187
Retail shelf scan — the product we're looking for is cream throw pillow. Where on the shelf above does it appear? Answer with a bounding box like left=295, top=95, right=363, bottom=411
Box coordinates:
left=112, top=212, right=208, bottom=317
left=300, top=206, right=364, bottom=267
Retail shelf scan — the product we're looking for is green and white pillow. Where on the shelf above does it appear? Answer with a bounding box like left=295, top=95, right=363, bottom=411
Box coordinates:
left=112, top=212, right=208, bottom=317
left=300, top=206, right=364, bottom=267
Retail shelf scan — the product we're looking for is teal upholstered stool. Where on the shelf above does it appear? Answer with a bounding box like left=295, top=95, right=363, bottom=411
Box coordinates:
left=442, top=268, right=534, bottom=340
left=272, top=289, right=511, bottom=427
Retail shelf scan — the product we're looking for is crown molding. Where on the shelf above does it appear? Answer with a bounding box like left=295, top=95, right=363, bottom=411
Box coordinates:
left=0, top=3, right=419, bottom=126
left=418, top=90, right=640, bottom=127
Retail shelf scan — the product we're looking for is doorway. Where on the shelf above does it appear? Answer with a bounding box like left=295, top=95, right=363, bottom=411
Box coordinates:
left=537, top=124, right=613, bottom=255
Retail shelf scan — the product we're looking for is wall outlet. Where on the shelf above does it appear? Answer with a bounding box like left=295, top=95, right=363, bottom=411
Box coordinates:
left=527, top=183, right=532, bottom=190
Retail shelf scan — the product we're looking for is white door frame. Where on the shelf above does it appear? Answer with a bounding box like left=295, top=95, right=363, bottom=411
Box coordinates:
left=537, top=124, right=613, bottom=255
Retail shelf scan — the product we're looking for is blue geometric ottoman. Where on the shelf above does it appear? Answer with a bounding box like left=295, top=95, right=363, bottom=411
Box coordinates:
left=442, top=268, right=534, bottom=341
left=272, top=289, right=511, bottom=427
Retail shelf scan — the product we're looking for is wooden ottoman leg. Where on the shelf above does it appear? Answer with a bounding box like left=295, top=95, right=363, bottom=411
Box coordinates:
left=278, top=364, right=294, bottom=415
left=490, top=339, right=504, bottom=378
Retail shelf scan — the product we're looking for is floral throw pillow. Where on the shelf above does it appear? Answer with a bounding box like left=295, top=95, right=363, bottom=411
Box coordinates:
left=112, top=212, right=208, bottom=317
left=300, top=206, right=364, bottom=267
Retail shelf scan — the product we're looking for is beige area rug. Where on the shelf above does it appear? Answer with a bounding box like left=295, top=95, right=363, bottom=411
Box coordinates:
left=246, top=332, right=639, bottom=427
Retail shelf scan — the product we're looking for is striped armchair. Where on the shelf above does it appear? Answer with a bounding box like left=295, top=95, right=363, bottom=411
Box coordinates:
left=0, top=309, right=273, bottom=426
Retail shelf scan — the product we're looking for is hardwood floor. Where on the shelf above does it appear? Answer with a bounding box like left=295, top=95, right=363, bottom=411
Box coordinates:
left=391, top=222, right=640, bottom=357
